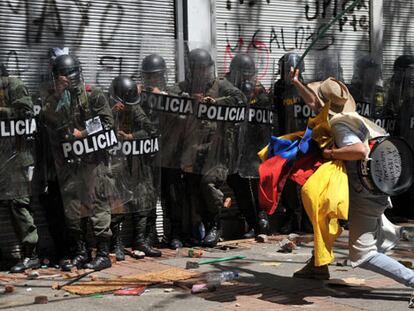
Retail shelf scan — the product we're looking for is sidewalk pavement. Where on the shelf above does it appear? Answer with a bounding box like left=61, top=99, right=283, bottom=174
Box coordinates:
left=0, top=228, right=413, bottom=311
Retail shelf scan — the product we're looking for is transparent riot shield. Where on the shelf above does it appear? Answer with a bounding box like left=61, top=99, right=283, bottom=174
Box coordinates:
left=0, top=74, right=36, bottom=200
left=109, top=88, right=161, bottom=215
left=137, top=38, right=187, bottom=171
left=382, top=55, right=414, bottom=137
left=398, top=66, right=414, bottom=151
left=272, top=51, right=313, bottom=135
left=304, top=50, right=344, bottom=83
left=178, top=45, right=248, bottom=178
left=224, top=53, right=272, bottom=178
left=237, top=80, right=273, bottom=178
left=40, top=53, right=122, bottom=220
left=347, top=52, right=383, bottom=119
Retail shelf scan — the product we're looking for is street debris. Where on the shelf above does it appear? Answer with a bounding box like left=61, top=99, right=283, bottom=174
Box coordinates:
left=164, top=288, right=174, bottom=293
left=4, top=285, right=15, bottom=293
left=188, top=248, right=204, bottom=258
left=256, top=234, right=269, bottom=243
left=260, top=262, right=281, bottom=267
left=186, top=255, right=246, bottom=269
left=114, top=286, right=146, bottom=296
left=34, top=295, right=48, bottom=304
left=278, top=239, right=297, bottom=253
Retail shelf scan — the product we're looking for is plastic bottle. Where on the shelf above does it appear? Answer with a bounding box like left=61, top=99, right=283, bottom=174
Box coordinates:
left=206, top=271, right=240, bottom=286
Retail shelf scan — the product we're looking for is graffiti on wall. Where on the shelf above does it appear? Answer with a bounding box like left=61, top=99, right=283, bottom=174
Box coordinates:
left=221, top=0, right=369, bottom=82
left=1, top=0, right=164, bottom=92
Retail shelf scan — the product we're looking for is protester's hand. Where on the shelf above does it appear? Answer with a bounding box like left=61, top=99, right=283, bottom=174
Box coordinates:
left=55, top=75, right=70, bottom=95
left=113, top=102, right=125, bottom=112
left=72, top=128, right=83, bottom=139
left=118, top=130, right=133, bottom=140
left=289, top=66, right=301, bottom=85
left=322, top=147, right=335, bottom=160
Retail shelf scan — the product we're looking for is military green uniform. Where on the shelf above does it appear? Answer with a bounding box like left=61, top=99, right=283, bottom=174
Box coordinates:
left=41, top=86, right=114, bottom=241
left=177, top=78, right=246, bottom=242
left=0, top=76, right=38, bottom=248
left=228, top=81, right=271, bottom=235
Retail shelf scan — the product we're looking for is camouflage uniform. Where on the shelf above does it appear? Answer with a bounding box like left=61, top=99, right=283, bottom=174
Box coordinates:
left=0, top=76, right=39, bottom=271
left=41, top=86, right=114, bottom=242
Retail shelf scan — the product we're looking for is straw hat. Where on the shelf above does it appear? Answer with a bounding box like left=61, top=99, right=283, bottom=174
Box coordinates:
left=307, top=77, right=356, bottom=115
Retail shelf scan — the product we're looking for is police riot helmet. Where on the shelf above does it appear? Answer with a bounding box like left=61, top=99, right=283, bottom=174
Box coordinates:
left=186, top=48, right=215, bottom=94
left=0, top=63, right=9, bottom=77
left=109, top=76, right=140, bottom=105
left=52, top=54, right=83, bottom=93
left=141, top=54, right=167, bottom=90
left=229, top=54, right=255, bottom=75
left=278, top=52, right=304, bottom=83
left=227, top=54, right=256, bottom=92
left=315, top=54, right=343, bottom=81
left=352, top=54, right=380, bottom=83
left=189, top=48, right=214, bottom=69
left=393, top=55, right=414, bottom=72
left=142, top=54, right=166, bottom=73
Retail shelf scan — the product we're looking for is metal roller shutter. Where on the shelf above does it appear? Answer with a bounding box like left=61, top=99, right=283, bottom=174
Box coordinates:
left=383, top=1, right=414, bottom=80
left=0, top=0, right=176, bottom=262
left=214, top=0, right=371, bottom=87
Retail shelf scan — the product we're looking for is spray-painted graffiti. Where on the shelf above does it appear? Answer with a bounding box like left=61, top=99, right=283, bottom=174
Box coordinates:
left=220, top=0, right=369, bottom=83
left=1, top=1, right=169, bottom=92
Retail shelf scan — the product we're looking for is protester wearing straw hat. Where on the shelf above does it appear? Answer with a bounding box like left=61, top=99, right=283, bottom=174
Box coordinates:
left=289, top=68, right=414, bottom=293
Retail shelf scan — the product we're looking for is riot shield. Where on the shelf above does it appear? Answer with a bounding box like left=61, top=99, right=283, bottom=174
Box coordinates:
left=237, top=80, right=273, bottom=178
left=109, top=88, right=161, bottom=215
left=348, top=52, right=383, bottom=119
left=224, top=53, right=272, bottom=178
left=40, top=54, right=122, bottom=219
left=398, top=66, right=414, bottom=151
left=272, top=52, right=313, bottom=135
left=382, top=55, right=414, bottom=136
left=180, top=47, right=246, bottom=178
left=0, top=75, right=36, bottom=200
left=136, top=39, right=188, bottom=171
left=305, top=50, right=344, bottom=82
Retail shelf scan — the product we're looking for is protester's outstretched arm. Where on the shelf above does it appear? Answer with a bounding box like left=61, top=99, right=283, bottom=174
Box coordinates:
left=289, top=67, right=322, bottom=113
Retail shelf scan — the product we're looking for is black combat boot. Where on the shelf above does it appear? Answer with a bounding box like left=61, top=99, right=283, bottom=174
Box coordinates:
left=110, top=222, right=125, bottom=261
left=84, top=238, right=112, bottom=271
left=257, top=211, right=270, bottom=235
left=203, top=222, right=221, bottom=247
left=61, top=240, right=89, bottom=272
left=133, top=214, right=161, bottom=257
left=10, top=243, right=40, bottom=273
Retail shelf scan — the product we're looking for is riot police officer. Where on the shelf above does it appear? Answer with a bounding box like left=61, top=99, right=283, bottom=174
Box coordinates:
left=140, top=53, right=176, bottom=249
left=109, top=75, right=162, bottom=258
left=41, top=55, right=115, bottom=271
left=225, top=53, right=270, bottom=237
left=0, top=63, right=40, bottom=273
left=272, top=52, right=312, bottom=234
left=173, top=48, right=246, bottom=247
left=348, top=54, right=382, bottom=119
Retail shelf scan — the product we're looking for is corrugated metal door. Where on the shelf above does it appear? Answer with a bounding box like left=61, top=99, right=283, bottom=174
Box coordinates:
left=383, top=1, right=414, bottom=80
left=215, top=0, right=371, bottom=87
left=0, top=0, right=176, bottom=261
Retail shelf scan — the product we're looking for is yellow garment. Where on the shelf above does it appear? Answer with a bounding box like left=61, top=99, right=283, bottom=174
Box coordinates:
left=307, top=99, right=333, bottom=149
left=301, top=160, right=349, bottom=267
left=258, top=144, right=269, bottom=162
